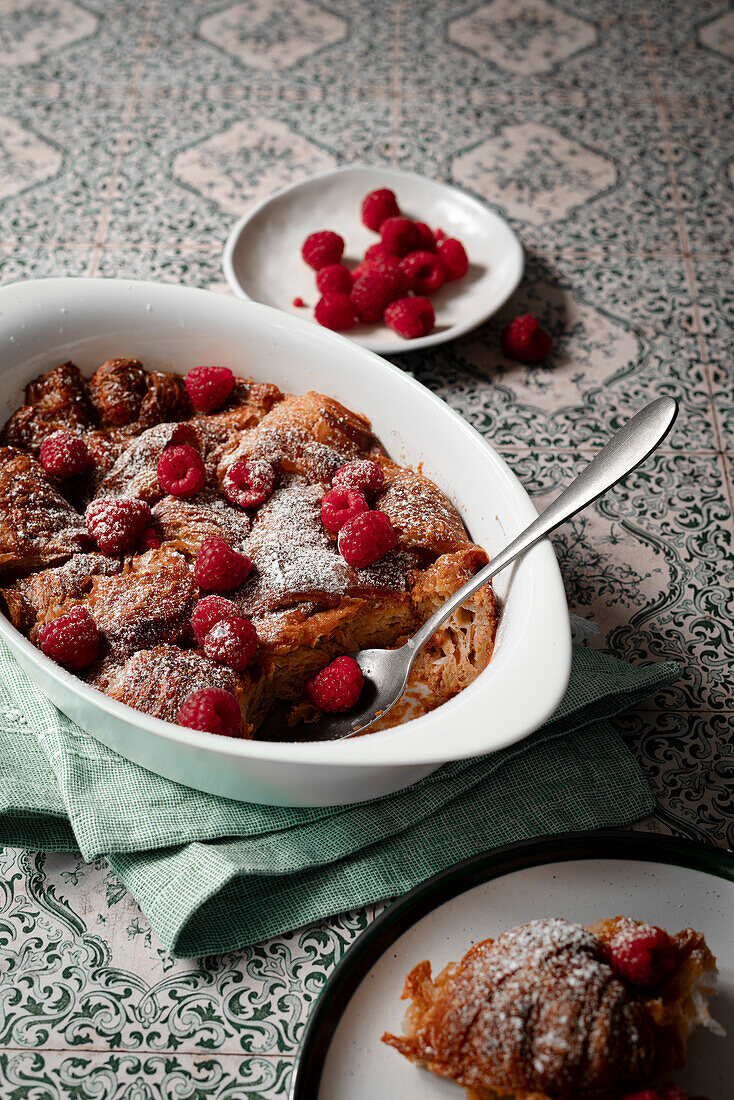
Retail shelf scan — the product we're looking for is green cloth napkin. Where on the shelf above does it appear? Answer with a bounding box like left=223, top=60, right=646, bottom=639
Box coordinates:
left=0, top=641, right=677, bottom=956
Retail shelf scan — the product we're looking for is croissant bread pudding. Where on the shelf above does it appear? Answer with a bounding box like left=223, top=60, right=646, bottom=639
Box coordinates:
left=382, top=916, right=723, bottom=1100
left=0, top=358, right=497, bottom=739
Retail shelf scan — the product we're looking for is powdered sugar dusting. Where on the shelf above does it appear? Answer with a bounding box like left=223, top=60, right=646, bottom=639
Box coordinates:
left=93, top=644, right=238, bottom=722
left=235, top=477, right=352, bottom=614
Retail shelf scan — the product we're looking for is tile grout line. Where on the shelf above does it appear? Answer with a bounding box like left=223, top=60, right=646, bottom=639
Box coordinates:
left=390, top=0, right=402, bottom=169
left=86, top=0, right=158, bottom=280
left=641, top=12, right=734, bottom=525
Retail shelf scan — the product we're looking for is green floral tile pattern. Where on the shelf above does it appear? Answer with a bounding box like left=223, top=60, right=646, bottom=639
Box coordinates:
left=0, top=1, right=732, bottom=1095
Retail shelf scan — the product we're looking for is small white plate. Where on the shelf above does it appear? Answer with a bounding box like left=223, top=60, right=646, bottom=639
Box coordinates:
left=292, top=832, right=734, bottom=1099
left=223, top=165, right=524, bottom=355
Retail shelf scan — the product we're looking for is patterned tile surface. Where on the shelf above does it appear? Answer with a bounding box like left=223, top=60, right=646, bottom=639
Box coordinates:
left=0, top=1, right=732, bottom=1095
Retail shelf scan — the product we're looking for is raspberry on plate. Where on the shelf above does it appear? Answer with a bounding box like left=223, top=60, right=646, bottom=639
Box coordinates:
left=364, top=242, right=389, bottom=264
left=302, top=230, right=344, bottom=270
left=399, top=250, right=446, bottom=295
left=222, top=457, right=275, bottom=509
left=39, top=606, right=99, bottom=671
left=157, top=444, right=206, bottom=498
left=361, top=188, right=400, bottom=232
left=609, top=924, right=678, bottom=987
left=384, top=296, right=435, bottom=339
left=332, top=458, right=384, bottom=498
left=380, top=216, right=419, bottom=257
left=350, top=273, right=392, bottom=324
left=413, top=221, right=436, bottom=251
left=185, top=365, right=235, bottom=413
left=192, top=594, right=241, bottom=644
left=316, top=263, right=353, bottom=295
left=203, top=616, right=258, bottom=670
left=500, top=314, right=552, bottom=364
left=177, top=687, right=241, bottom=737
left=437, top=237, right=468, bottom=280
left=194, top=536, right=252, bottom=592
left=360, top=252, right=408, bottom=301
left=307, top=654, right=364, bottom=712
left=338, top=509, right=397, bottom=568
left=314, top=292, right=356, bottom=331
left=86, top=497, right=152, bottom=555
left=39, top=430, right=91, bottom=478
left=321, top=487, right=368, bottom=533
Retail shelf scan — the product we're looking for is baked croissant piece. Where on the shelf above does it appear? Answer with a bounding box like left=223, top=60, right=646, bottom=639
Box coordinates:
left=383, top=916, right=722, bottom=1099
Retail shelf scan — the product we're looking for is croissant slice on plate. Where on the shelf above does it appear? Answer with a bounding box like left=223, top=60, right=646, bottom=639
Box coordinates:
left=382, top=916, right=722, bottom=1100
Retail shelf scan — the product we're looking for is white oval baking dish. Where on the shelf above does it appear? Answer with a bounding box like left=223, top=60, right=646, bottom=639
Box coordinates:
left=0, top=278, right=571, bottom=806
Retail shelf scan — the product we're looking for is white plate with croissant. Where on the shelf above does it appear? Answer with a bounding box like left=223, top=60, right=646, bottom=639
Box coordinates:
left=292, top=831, right=734, bottom=1100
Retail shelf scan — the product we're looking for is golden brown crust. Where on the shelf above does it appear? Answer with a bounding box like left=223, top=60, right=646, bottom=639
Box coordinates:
left=1, top=362, right=97, bottom=452
left=0, top=447, right=92, bottom=573
left=88, top=358, right=148, bottom=428
left=137, top=369, right=192, bottom=429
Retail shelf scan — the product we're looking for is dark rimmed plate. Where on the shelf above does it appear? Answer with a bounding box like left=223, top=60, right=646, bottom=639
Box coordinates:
left=291, top=830, right=734, bottom=1099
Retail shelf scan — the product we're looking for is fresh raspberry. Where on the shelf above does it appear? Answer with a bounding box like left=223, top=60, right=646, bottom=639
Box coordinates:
left=435, top=227, right=446, bottom=241
left=384, top=296, right=435, bottom=339
left=316, top=263, right=352, bottom=295
left=361, top=188, right=400, bottom=232
left=609, top=924, right=678, bottom=987
left=302, top=230, right=344, bottom=270
left=39, top=606, right=99, bottom=671
left=194, top=536, right=252, bottom=592
left=307, top=655, right=364, bottom=712
left=332, top=459, right=384, bottom=498
left=292, top=296, right=306, bottom=308
left=138, top=525, right=161, bottom=551
left=177, top=687, right=241, bottom=737
left=338, top=509, right=396, bottom=568
left=86, top=497, right=152, bottom=555
left=192, top=595, right=241, bottom=644
left=185, top=365, right=235, bottom=413
left=39, top=430, right=91, bottom=478
left=350, top=261, right=370, bottom=283
left=350, top=273, right=392, bottom=324
left=380, top=216, right=419, bottom=257
left=413, top=221, right=436, bottom=251
left=360, top=252, right=409, bottom=301
left=661, top=1089, right=697, bottom=1100
left=321, top=487, right=368, bottom=533
left=203, top=616, right=258, bottom=670
left=314, top=292, right=356, bottom=331
left=437, top=237, right=469, bottom=280
left=500, top=315, right=552, bottom=364
left=399, top=250, right=446, bottom=295
left=157, top=444, right=206, bottom=498
left=364, top=242, right=389, bottom=264
left=223, top=458, right=275, bottom=509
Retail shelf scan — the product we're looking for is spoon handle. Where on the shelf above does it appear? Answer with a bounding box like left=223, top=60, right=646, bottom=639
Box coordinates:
left=407, top=396, right=678, bottom=657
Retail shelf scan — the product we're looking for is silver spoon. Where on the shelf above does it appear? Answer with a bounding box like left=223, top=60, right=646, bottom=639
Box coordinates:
left=269, top=396, right=678, bottom=742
